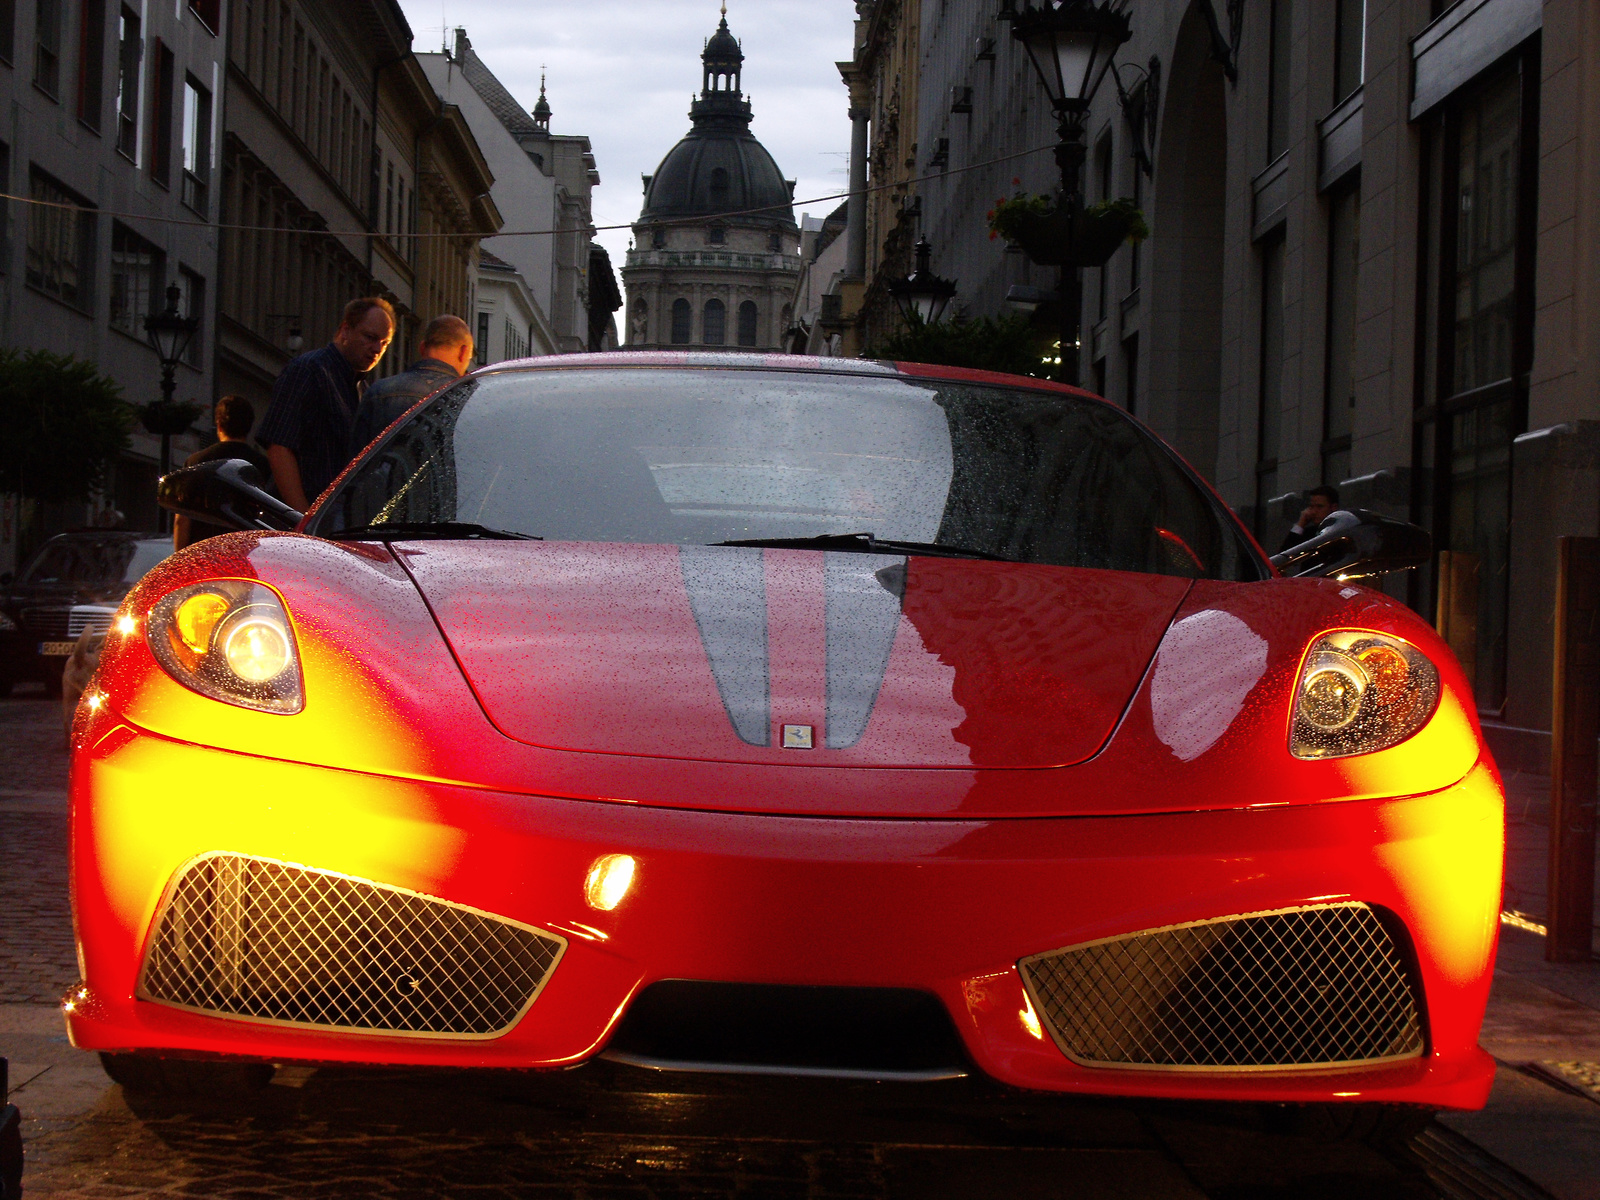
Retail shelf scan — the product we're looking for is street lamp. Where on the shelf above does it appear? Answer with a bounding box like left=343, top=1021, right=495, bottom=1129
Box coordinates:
left=1003, top=0, right=1131, bottom=195
left=141, top=283, right=202, bottom=529
left=887, top=237, right=958, bottom=327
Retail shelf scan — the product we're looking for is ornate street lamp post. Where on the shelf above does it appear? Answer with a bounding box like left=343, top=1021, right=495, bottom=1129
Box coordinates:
left=1004, top=0, right=1131, bottom=196
left=142, top=283, right=201, bottom=529
left=999, top=0, right=1132, bottom=382
left=887, top=237, right=958, bottom=327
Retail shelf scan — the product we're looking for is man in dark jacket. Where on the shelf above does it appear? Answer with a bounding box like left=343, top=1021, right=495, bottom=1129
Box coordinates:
left=1278, top=485, right=1341, bottom=553
left=351, top=315, right=474, bottom=450
left=257, top=297, right=396, bottom=511
left=173, top=395, right=272, bottom=550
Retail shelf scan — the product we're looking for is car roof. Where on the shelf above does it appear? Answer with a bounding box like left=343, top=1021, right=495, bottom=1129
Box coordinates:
left=472, top=351, right=1106, bottom=405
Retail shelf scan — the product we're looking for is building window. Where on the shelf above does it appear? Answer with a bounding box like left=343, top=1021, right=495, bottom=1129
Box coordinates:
left=34, top=0, right=62, bottom=98
left=670, top=298, right=691, bottom=344
left=385, top=163, right=394, bottom=236
left=109, top=222, right=163, bottom=336
left=150, top=39, right=174, bottom=186
left=26, top=167, right=96, bottom=310
left=710, top=167, right=729, bottom=198
left=177, top=265, right=204, bottom=366
left=1322, top=186, right=1359, bottom=486
left=77, top=0, right=106, bottom=130
left=708, top=225, right=726, bottom=245
left=1333, top=0, right=1365, bottom=105
left=189, top=0, right=219, bottom=34
left=1266, top=0, right=1293, bottom=162
left=475, top=312, right=490, bottom=365
left=1122, top=334, right=1138, bottom=416
left=115, top=6, right=139, bottom=159
left=703, top=298, right=725, bottom=345
left=1416, top=63, right=1533, bottom=711
left=1254, top=236, right=1287, bottom=535
left=0, top=141, right=11, bottom=271
left=768, top=229, right=781, bottom=252
left=0, top=0, right=15, bottom=63
left=181, top=76, right=211, bottom=214
left=1095, top=135, right=1113, bottom=322
left=737, top=300, right=758, bottom=347
left=651, top=227, right=666, bottom=249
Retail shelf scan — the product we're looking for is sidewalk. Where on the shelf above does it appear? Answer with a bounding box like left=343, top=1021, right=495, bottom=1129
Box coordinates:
left=1431, top=769, right=1600, bottom=1200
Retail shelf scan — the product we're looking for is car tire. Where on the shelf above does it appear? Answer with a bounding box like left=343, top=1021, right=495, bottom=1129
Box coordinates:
left=99, top=1052, right=274, bottom=1096
left=1263, top=1101, right=1435, bottom=1147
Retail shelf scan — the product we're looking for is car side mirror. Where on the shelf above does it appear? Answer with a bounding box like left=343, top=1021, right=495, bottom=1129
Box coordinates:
left=1270, top=509, right=1432, bottom=580
left=158, top=459, right=303, bottom=533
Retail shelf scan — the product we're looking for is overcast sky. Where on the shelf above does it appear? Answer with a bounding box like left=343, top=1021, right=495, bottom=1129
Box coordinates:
left=395, top=0, right=859, bottom=270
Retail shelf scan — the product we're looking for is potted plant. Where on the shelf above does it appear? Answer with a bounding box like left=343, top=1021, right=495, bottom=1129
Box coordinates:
left=988, top=185, right=1148, bottom=269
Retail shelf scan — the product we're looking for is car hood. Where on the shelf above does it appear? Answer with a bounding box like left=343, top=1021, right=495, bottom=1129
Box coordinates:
left=397, top=542, right=1190, bottom=769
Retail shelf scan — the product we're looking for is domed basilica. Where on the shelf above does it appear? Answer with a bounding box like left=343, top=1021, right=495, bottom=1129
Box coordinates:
left=623, top=12, right=800, bottom=350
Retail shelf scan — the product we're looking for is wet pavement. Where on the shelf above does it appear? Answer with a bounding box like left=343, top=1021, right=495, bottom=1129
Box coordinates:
left=2, top=689, right=1596, bottom=1198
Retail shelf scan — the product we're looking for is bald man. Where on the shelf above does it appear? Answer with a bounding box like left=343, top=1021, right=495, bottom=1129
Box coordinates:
left=350, top=315, right=475, bottom=451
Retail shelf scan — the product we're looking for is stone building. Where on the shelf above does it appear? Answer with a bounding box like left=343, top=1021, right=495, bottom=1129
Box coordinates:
left=419, top=31, right=605, bottom=356
left=839, top=0, right=1600, bottom=767
left=215, top=0, right=500, bottom=410
left=0, top=0, right=225, bottom=560
left=622, top=15, right=801, bottom=351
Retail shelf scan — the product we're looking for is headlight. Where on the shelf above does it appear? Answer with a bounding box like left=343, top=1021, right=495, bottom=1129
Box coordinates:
left=147, top=581, right=304, bottom=713
left=1290, top=631, right=1438, bottom=759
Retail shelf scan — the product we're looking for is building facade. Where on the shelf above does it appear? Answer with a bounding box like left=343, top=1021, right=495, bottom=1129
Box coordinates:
left=837, top=0, right=1600, bottom=765
left=215, top=0, right=500, bottom=412
left=0, top=0, right=225, bottom=561
left=622, top=16, right=801, bottom=352
left=419, top=31, right=604, bottom=357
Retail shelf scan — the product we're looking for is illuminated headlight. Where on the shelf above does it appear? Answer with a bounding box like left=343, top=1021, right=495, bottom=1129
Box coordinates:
left=147, top=581, right=304, bottom=714
left=1291, top=631, right=1439, bottom=759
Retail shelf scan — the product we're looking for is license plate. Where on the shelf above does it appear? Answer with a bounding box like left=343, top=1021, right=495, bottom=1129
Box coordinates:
left=38, top=641, right=77, bottom=657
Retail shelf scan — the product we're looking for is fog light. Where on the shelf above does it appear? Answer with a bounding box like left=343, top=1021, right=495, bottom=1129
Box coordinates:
left=585, top=854, right=636, bottom=912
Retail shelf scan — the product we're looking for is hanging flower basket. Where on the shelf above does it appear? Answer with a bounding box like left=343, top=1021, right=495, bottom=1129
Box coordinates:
left=988, top=193, right=1149, bottom=269
left=139, top=398, right=203, bottom=437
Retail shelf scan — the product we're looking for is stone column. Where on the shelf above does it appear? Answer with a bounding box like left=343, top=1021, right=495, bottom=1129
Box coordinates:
left=845, top=104, right=869, bottom=279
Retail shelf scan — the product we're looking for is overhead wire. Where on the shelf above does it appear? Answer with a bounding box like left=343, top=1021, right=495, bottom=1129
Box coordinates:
left=0, top=140, right=1058, bottom=241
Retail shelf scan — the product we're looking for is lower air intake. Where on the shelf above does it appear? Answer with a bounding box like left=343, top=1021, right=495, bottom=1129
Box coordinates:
left=139, top=854, right=565, bottom=1037
left=1019, top=903, right=1424, bottom=1070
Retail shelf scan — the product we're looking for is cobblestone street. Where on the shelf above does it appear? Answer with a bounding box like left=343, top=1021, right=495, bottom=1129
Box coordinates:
left=3, top=690, right=1598, bottom=1198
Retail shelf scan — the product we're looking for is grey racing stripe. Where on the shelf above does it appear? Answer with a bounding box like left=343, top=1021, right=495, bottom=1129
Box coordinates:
left=824, top=553, right=906, bottom=748
left=679, top=545, right=770, bottom=746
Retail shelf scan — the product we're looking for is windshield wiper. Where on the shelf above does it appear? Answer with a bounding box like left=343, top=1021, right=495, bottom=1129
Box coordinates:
left=712, top=532, right=1013, bottom=562
left=326, top=521, right=540, bottom=541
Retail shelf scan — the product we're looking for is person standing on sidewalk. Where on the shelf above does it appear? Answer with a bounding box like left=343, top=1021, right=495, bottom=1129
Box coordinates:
left=350, top=315, right=475, bottom=450
left=172, top=395, right=271, bottom=550
left=257, top=297, right=396, bottom=512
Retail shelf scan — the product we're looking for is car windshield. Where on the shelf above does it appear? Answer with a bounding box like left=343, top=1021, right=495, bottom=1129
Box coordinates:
left=21, top=537, right=172, bottom=586
left=316, top=368, right=1261, bottom=581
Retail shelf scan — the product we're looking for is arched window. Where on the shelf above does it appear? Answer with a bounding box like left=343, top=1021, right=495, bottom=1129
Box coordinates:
left=703, top=298, right=726, bottom=345
left=651, top=227, right=666, bottom=249
left=737, top=301, right=759, bottom=347
left=708, top=225, right=726, bottom=245
left=710, top=167, right=729, bottom=194
left=670, top=298, right=691, bottom=344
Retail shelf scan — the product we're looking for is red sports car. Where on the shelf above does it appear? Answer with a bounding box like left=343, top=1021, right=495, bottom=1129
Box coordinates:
left=65, top=354, right=1502, bottom=1125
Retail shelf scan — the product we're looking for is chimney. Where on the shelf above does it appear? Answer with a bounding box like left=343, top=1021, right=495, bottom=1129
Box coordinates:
left=453, top=27, right=470, bottom=62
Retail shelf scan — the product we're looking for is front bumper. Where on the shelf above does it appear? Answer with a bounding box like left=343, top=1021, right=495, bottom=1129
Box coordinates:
left=66, top=720, right=1503, bottom=1109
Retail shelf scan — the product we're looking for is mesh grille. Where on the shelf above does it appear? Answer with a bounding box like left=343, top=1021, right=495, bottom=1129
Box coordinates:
left=139, top=855, right=565, bottom=1037
left=1020, top=903, right=1423, bottom=1070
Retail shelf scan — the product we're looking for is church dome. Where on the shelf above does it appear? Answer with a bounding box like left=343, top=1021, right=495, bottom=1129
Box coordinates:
left=638, top=15, right=795, bottom=228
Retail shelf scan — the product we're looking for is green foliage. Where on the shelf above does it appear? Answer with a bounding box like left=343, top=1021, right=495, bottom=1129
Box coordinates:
left=986, top=192, right=1055, bottom=242
left=867, top=312, right=1052, bottom=379
left=1084, top=197, right=1150, bottom=243
left=0, top=349, right=134, bottom=503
